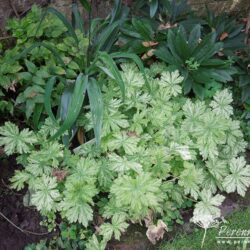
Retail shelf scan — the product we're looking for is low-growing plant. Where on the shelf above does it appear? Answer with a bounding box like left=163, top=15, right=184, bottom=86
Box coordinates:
left=154, top=24, right=237, bottom=99
left=0, top=64, right=248, bottom=248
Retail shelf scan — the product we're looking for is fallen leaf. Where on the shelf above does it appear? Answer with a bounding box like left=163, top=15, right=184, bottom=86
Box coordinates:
left=52, top=169, right=68, bottom=181
left=220, top=32, right=229, bottom=41
left=142, top=41, right=159, bottom=47
left=146, top=220, right=167, bottom=245
left=141, top=49, right=155, bottom=60
left=144, top=210, right=154, bottom=228
left=158, top=22, right=177, bottom=31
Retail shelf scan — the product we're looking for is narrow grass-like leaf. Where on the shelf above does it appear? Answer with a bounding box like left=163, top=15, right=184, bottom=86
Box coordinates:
left=32, top=103, right=43, bottom=130
left=79, top=0, right=91, bottom=12
left=44, top=76, right=57, bottom=123
left=46, top=7, right=78, bottom=44
left=149, top=0, right=158, bottom=17
left=98, top=52, right=125, bottom=99
left=72, top=3, right=84, bottom=33
left=87, top=78, right=103, bottom=146
left=93, top=20, right=122, bottom=53
left=51, top=74, right=88, bottom=140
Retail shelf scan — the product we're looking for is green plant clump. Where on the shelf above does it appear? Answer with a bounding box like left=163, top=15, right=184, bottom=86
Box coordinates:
left=0, top=63, right=248, bottom=248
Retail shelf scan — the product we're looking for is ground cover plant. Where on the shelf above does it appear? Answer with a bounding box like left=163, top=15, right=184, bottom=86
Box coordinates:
left=0, top=0, right=249, bottom=249
left=0, top=63, right=249, bottom=248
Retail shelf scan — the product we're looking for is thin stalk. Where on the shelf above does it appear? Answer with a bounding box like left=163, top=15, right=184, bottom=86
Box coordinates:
left=201, top=228, right=207, bottom=248
left=0, top=211, right=50, bottom=236
left=87, top=0, right=93, bottom=68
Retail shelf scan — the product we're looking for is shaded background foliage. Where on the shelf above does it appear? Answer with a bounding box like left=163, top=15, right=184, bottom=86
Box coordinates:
left=0, top=0, right=250, bottom=37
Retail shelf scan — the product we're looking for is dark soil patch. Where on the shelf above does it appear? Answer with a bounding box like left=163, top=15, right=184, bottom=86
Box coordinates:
left=0, top=157, right=49, bottom=250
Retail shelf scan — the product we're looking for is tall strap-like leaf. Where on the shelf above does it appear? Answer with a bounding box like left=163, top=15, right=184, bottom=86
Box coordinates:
left=72, top=3, right=84, bottom=33
left=79, top=0, right=91, bottom=12
left=46, top=7, right=78, bottom=44
left=87, top=78, right=103, bottom=146
left=51, top=74, right=88, bottom=140
left=98, top=52, right=125, bottom=99
left=44, top=76, right=57, bottom=123
left=93, top=20, right=122, bottom=53
left=188, top=24, right=201, bottom=52
left=149, top=0, right=158, bottom=17
left=110, top=52, right=151, bottom=93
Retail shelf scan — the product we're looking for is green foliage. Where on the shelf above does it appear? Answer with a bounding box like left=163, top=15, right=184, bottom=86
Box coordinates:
left=154, top=25, right=236, bottom=99
left=0, top=122, right=37, bottom=155
left=1, top=2, right=249, bottom=249
left=1, top=64, right=248, bottom=248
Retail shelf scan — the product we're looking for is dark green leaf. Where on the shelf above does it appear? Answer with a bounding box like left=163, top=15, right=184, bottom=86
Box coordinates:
left=51, top=74, right=88, bottom=140
left=87, top=78, right=103, bottom=146
left=149, top=0, right=158, bottom=18
left=44, top=76, right=57, bottom=123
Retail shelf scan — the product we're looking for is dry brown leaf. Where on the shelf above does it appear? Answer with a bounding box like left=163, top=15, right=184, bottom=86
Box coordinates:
left=52, top=169, right=68, bottom=182
left=141, top=49, right=155, bottom=60
left=77, top=127, right=85, bottom=145
left=158, top=22, right=177, bottom=31
left=146, top=220, right=167, bottom=245
left=142, top=41, right=159, bottom=47
left=126, top=131, right=138, bottom=137
left=144, top=210, right=154, bottom=228
left=219, top=32, right=229, bottom=41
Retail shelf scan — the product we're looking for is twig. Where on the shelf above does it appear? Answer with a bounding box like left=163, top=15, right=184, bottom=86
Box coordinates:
left=0, top=36, right=13, bottom=41
left=0, top=211, right=50, bottom=236
left=9, top=0, right=19, bottom=18
left=1, top=179, right=22, bottom=196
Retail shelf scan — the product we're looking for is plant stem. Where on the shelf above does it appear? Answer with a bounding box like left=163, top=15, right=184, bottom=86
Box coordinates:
left=87, top=0, right=93, bottom=68
left=0, top=211, right=50, bottom=236
left=201, top=228, right=207, bottom=248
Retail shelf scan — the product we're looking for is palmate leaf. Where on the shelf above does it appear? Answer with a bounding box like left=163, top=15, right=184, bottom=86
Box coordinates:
left=85, top=235, right=106, bottom=250
left=110, top=52, right=151, bottom=92
left=0, top=122, right=37, bottom=155
left=193, top=190, right=225, bottom=218
left=110, top=172, right=163, bottom=219
left=108, top=153, right=142, bottom=174
left=178, top=162, right=204, bottom=200
left=223, top=157, right=250, bottom=196
left=31, top=175, right=61, bottom=211
left=60, top=179, right=97, bottom=226
left=99, top=213, right=129, bottom=241
left=159, top=70, right=183, bottom=97
left=210, top=89, right=233, bottom=118
left=108, top=132, right=140, bottom=155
